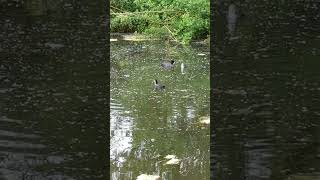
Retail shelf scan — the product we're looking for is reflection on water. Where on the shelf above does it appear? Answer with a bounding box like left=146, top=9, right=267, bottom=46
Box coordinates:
left=110, top=98, right=133, bottom=179
left=244, top=137, right=273, bottom=179
left=213, top=1, right=320, bottom=180
left=0, top=1, right=106, bottom=179
left=227, top=4, right=237, bottom=37
left=110, top=40, right=210, bottom=180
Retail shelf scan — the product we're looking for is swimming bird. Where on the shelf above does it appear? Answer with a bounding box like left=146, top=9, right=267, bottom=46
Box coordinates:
left=160, top=60, right=175, bottom=70
left=153, top=80, right=165, bottom=91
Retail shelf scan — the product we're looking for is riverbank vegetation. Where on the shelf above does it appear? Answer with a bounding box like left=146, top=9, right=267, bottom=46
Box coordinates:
left=110, top=0, right=209, bottom=44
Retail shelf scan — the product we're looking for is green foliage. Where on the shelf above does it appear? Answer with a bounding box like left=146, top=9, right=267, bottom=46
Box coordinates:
left=111, top=15, right=149, bottom=33
left=144, top=26, right=170, bottom=39
left=111, top=0, right=137, bottom=12
left=110, top=0, right=209, bottom=44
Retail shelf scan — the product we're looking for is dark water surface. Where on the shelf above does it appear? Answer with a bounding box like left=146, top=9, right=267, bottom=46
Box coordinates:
left=110, top=40, right=210, bottom=180
left=1, top=1, right=107, bottom=179
left=213, top=1, right=320, bottom=180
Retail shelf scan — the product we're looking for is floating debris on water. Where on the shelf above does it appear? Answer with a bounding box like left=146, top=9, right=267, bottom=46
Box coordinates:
left=164, top=155, right=176, bottom=159
left=199, top=116, right=210, bottom=124
left=181, top=63, right=185, bottom=74
left=165, top=157, right=181, bottom=165
left=136, top=174, right=160, bottom=180
left=164, top=154, right=181, bottom=165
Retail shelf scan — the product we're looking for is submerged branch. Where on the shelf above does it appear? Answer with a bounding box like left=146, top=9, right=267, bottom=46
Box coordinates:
left=164, top=25, right=178, bottom=42
left=110, top=5, right=126, bottom=13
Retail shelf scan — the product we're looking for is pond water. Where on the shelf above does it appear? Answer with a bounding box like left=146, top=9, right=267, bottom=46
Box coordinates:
left=0, top=1, right=106, bottom=179
left=212, top=1, right=320, bottom=180
left=110, top=40, right=210, bottom=180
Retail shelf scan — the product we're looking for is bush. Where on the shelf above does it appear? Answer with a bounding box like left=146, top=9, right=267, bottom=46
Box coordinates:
left=110, top=0, right=209, bottom=44
left=111, top=15, right=149, bottom=33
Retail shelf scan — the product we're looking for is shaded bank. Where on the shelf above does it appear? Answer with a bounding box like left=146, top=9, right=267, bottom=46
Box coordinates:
left=110, top=33, right=210, bottom=46
left=212, top=1, right=320, bottom=180
left=0, top=1, right=107, bottom=179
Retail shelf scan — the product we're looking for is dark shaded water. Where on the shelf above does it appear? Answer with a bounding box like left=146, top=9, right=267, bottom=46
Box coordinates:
left=212, top=1, right=320, bottom=180
left=110, top=40, right=210, bottom=180
left=0, top=1, right=107, bottom=179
